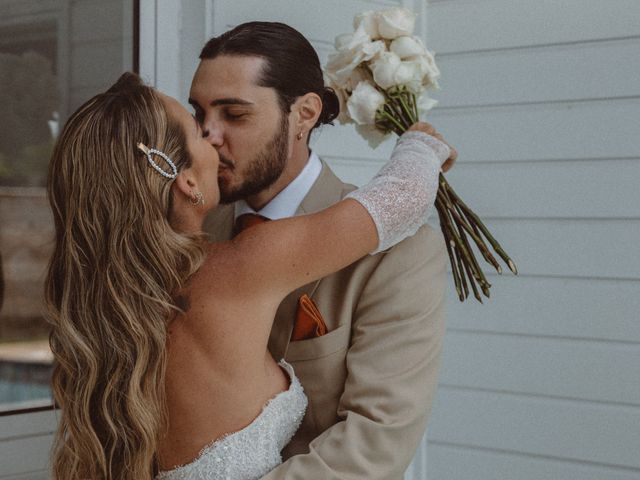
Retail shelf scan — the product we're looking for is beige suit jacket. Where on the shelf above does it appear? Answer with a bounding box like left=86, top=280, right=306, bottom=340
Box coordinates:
left=203, top=160, right=447, bottom=479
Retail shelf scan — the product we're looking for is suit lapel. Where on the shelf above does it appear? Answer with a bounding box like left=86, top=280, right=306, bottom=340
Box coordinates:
left=269, top=160, right=353, bottom=359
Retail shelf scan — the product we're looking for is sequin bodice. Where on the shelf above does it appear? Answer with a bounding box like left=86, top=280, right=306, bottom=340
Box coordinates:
left=156, top=360, right=307, bottom=480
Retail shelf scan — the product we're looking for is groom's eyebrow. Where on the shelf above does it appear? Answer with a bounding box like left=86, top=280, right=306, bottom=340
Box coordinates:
left=188, top=97, right=254, bottom=108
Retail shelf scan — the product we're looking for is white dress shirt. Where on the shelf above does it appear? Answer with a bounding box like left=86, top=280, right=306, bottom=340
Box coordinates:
left=234, top=151, right=322, bottom=221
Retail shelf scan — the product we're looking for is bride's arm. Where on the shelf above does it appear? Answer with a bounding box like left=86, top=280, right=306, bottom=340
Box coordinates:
left=224, top=126, right=451, bottom=303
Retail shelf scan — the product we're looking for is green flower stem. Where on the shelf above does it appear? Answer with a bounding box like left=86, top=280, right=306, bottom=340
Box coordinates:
left=438, top=195, right=489, bottom=291
left=454, top=235, right=470, bottom=300
left=377, top=109, right=406, bottom=134
left=447, top=199, right=499, bottom=281
left=455, top=201, right=502, bottom=274
left=443, top=178, right=518, bottom=275
left=455, top=207, right=492, bottom=294
left=436, top=196, right=479, bottom=288
left=437, top=183, right=491, bottom=289
left=462, top=248, right=483, bottom=303
left=381, top=91, right=413, bottom=129
left=438, top=207, right=465, bottom=301
left=395, top=94, right=418, bottom=125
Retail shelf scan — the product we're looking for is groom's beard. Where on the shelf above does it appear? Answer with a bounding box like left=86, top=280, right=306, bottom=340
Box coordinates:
left=218, top=113, right=289, bottom=204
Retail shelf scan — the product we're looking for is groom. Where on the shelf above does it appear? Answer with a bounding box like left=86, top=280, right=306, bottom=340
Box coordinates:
left=190, top=22, right=455, bottom=479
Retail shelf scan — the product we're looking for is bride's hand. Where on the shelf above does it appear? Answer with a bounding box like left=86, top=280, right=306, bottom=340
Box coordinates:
left=408, top=121, right=458, bottom=173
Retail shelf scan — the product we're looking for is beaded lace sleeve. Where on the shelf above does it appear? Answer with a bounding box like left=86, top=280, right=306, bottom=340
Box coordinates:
left=345, top=131, right=450, bottom=253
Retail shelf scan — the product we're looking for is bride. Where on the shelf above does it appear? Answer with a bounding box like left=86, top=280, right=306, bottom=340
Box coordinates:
left=45, top=72, right=451, bottom=479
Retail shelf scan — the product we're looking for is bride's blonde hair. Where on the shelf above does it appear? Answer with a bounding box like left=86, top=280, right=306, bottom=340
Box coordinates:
left=45, top=73, right=205, bottom=479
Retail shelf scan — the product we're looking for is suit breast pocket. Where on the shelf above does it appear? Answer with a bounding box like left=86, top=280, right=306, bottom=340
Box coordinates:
left=285, top=324, right=350, bottom=434
left=285, top=323, right=350, bottom=362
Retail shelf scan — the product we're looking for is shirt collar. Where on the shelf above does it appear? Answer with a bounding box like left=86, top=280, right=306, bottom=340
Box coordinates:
left=234, top=150, right=322, bottom=220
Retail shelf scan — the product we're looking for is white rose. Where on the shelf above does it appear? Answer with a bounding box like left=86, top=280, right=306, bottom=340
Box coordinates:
left=325, top=48, right=363, bottom=86
left=377, top=7, right=417, bottom=39
left=326, top=34, right=385, bottom=87
left=390, top=36, right=426, bottom=59
left=356, top=123, right=390, bottom=149
left=417, top=93, right=438, bottom=117
left=347, top=81, right=386, bottom=125
left=394, top=60, right=425, bottom=93
left=344, top=66, right=372, bottom=92
left=406, top=51, right=440, bottom=89
left=371, top=51, right=402, bottom=89
left=334, top=33, right=354, bottom=51
left=353, top=10, right=380, bottom=39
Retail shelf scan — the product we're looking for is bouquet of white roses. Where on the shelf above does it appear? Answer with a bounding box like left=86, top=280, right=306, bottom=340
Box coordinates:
left=325, top=7, right=516, bottom=302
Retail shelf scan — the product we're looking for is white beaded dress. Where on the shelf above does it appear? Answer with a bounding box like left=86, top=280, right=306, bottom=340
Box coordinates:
left=155, top=360, right=307, bottom=480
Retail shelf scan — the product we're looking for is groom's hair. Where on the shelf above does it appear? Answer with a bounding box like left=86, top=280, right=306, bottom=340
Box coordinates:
left=200, top=21, right=339, bottom=131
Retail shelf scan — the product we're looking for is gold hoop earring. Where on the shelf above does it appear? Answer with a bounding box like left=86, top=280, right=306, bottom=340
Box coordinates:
left=296, top=131, right=304, bottom=140
left=190, top=191, right=204, bottom=206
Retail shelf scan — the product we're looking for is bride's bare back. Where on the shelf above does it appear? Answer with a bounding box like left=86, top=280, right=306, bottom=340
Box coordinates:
left=157, top=205, right=377, bottom=468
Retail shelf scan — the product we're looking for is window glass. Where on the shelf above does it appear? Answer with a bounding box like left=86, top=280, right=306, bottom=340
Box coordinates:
left=0, top=0, right=135, bottom=413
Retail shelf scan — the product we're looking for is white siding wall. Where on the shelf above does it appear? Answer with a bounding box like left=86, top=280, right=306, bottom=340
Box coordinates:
left=0, top=408, right=56, bottom=479
left=422, top=1, right=640, bottom=479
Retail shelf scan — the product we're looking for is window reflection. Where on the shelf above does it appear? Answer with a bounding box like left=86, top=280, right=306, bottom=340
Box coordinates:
left=0, top=0, right=135, bottom=413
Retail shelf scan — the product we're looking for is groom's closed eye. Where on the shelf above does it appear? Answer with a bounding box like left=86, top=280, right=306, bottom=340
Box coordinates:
left=223, top=109, right=249, bottom=121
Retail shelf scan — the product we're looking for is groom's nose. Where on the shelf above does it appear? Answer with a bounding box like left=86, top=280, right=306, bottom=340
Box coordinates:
left=203, top=121, right=224, bottom=147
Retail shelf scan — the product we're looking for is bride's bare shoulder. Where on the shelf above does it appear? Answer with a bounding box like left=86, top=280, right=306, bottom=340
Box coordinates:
left=187, top=240, right=249, bottom=297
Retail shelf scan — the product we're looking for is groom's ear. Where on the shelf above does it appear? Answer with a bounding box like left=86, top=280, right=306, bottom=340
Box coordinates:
left=292, top=92, right=322, bottom=133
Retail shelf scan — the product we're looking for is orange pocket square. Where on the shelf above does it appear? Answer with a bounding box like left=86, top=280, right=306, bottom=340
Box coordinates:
left=291, top=294, right=327, bottom=341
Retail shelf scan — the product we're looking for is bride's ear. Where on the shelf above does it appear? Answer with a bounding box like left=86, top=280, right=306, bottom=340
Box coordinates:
left=173, top=169, right=199, bottom=202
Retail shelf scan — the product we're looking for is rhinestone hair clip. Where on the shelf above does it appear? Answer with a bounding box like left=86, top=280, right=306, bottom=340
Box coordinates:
left=137, top=142, right=178, bottom=179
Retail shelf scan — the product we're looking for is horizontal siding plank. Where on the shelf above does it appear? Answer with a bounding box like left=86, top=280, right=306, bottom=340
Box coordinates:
left=213, top=0, right=399, bottom=42
left=0, top=471, right=48, bottom=480
left=428, top=388, right=640, bottom=468
left=445, top=276, right=640, bottom=343
left=427, top=443, right=640, bottom=480
left=444, top=159, right=640, bottom=219
left=426, top=99, right=640, bottom=162
left=0, top=410, right=57, bottom=440
left=0, top=435, right=52, bottom=477
left=448, top=218, right=640, bottom=279
left=315, top=126, right=396, bottom=165
left=439, top=331, right=640, bottom=404
left=434, top=39, right=640, bottom=107
left=426, top=0, right=640, bottom=54
left=327, top=157, right=640, bottom=219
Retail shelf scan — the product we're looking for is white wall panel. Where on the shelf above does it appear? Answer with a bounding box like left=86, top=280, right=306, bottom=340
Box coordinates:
left=434, top=39, right=640, bottom=107
left=427, top=443, right=640, bottom=480
left=445, top=276, right=640, bottom=343
left=0, top=410, right=56, bottom=479
left=439, top=330, right=640, bottom=404
left=427, top=0, right=640, bottom=54
left=466, top=219, right=640, bottom=279
left=425, top=1, right=640, bottom=477
left=442, top=159, right=640, bottom=219
left=428, top=388, right=640, bottom=469
left=427, top=99, right=640, bottom=162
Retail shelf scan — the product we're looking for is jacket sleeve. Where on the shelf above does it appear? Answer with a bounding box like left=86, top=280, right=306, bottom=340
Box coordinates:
left=262, top=224, right=448, bottom=479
